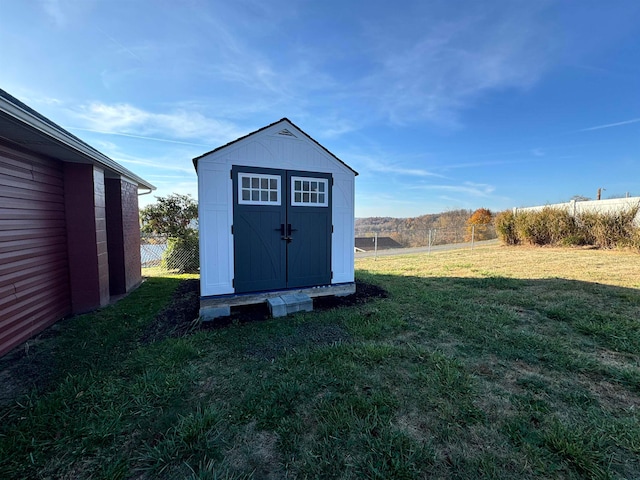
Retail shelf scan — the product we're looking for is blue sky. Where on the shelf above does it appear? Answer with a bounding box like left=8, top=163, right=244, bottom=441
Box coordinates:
left=2, top=0, right=640, bottom=217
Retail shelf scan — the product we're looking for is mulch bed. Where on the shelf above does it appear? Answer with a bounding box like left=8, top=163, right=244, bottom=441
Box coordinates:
left=141, top=279, right=388, bottom=343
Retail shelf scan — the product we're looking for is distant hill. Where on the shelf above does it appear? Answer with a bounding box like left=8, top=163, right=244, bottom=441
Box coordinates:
left=355, top=209, right=474, bottom=247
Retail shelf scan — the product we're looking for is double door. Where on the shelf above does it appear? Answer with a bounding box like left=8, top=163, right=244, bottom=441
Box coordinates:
left=232, top=166, right=332, bottom=293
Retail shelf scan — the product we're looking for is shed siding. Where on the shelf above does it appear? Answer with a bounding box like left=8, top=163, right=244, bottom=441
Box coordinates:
left=198, top=122, right=355, bottom=297
left=0, top=141, right=71, bottom=356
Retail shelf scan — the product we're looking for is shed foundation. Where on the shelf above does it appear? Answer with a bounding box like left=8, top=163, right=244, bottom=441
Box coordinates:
left=199, top=282, right=355, bottom=322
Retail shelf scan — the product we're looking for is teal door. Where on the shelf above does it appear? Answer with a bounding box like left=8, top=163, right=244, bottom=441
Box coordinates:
left=232, top=166, right=332, bottom=293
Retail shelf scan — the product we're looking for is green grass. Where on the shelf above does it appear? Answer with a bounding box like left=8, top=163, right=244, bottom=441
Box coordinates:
left=1, top=247, right=640, bottom=479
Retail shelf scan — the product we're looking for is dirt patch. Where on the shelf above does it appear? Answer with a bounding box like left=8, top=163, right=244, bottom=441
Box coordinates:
left=223, top=421, right=283, bottom=479
left=313, top=280, right=388, bottom=309
left=143, top=279, right=388, bottom=344
left=580, top=375, right=640, bottom=411
left=139, top=279, right=201, bottom=344
left=0, top=324, right=62, bottom=406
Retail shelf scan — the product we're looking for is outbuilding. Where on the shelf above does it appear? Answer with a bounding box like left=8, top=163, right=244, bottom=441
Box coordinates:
left=194, top=118, right=357, bottom=318
left=0, top=88, right=154, bottom=356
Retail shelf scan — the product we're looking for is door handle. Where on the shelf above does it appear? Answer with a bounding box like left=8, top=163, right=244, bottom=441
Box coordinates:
left=287, top=224, right=298, bottom=236
left=277, top=224, right=292, bottom=242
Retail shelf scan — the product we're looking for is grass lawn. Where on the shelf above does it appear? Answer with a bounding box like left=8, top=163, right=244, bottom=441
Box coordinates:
left=1, top=245, right=640, bottom=479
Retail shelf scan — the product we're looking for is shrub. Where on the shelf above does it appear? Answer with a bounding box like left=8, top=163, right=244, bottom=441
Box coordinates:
left=162, top=234, right=199, bottom=273
left=503, top=204, right=640, bottom=250
left=578, top=206, right=639, bottom=249
left=514, top=210, right=547, bottom=245
left=495, top=210, right=519, bottom=245
left=540, top=207, right=578, bottom=244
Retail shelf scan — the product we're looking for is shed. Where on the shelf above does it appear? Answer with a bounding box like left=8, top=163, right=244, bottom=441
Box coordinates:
left=194, top=118, right=357, bottom=318
left=0, top=88, right=155, bottom=357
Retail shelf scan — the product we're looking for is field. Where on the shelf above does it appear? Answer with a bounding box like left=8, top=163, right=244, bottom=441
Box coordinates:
left=1, top=245, right=640, bottom=479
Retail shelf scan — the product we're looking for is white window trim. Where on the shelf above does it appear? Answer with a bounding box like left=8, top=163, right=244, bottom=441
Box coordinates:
left=238, top=173, right=281, bottom=205
left=290, top=176, right=329, bottom=207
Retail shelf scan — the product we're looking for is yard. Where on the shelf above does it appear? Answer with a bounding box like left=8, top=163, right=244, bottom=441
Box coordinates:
left=1, top=245, right=640, bottom=479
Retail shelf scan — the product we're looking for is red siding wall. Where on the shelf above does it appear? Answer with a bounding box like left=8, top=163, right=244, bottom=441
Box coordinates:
left=0, top=141, right=71, bottom=357
left=105, top=178, right=125, bottom=295
left=64, top=164, right=110, bottom=313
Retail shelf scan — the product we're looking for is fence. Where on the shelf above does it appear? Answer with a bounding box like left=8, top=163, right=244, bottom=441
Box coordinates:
left=354, top=224, right=497, bottom=258
left=141, top=234, right=199, bottom=273
left=141, top=224, right=497, bottom=272
left=515, top=197, right=640, bottom=224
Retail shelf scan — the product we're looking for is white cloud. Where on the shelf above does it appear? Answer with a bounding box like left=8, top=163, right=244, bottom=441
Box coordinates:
left=578, top=118, right=640, bottom=132
left=65, top=127, right=212, bottom=148
left=360, top=4, right=552, bottom=126
left=413, top=182, right=496, bottom=197
left=68, top=102, right=247, bottom=144
left=40, top=0, right=66, bottom=26
left=108, top=153, right=196, bottom=175
left=349, top=152, right=443, bottom=178
left=531, top=148, right=545, bottom=157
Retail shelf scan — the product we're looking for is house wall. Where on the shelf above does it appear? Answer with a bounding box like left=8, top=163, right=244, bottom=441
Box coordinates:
left=64, top=163, right=110, bottom=313
left=106, top=177, right=143, bottom=295
left=0, top=141, right=71, bottom=357
left=121, top=179, right=142, bottom=291
left=198, top=122, right=355, bottom=297
left=106, top=178, right=125, bottom=295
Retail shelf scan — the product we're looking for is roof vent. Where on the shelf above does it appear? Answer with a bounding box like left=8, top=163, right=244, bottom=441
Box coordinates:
left=277, top=128, right=297, bottom=138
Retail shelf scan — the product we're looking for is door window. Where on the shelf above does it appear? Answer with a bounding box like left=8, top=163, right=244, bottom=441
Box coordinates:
left=290, top=176, right=328, bottom=207
left=238, top=173, right=281, bottom=205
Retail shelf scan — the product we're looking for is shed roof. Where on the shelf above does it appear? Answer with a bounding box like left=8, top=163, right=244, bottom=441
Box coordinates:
left=192, top=117, right=358, bottom=176
left=355, top=237, right=403, bottom=251
left=0, top=88, right=155, bottom=190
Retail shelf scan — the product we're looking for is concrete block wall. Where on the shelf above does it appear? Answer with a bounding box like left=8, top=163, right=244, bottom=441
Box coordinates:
left=121, top=179, right=142, bottom=292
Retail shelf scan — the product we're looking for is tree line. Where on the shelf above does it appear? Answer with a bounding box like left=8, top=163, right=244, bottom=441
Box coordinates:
left=355, top=208, right=495, bottom=247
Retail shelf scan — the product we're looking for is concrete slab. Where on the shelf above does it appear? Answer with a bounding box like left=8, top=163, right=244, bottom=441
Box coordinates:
left=281, top=293, right=313, bottom=314
left=267, top=296, right=287, bottom=318
left=200, top=282, right=355, bottom=309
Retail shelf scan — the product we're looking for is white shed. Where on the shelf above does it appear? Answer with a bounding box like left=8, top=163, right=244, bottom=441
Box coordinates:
left=193, top=118, right=358, bottom=319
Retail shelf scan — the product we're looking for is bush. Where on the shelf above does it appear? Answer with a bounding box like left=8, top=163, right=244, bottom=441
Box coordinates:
left=514, top=210, right=551, bottom=245
left=498, top=205, right=640, bottom=250
left=579, top=206, right=639, bottom=249
left=162, top=234, right=199, bottom=273
left=495, top=210, right=519, bottom=245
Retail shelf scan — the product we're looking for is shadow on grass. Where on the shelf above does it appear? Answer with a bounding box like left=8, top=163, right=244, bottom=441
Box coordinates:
left=3, top=272, right=638, bottom=403
left=0, top=276, right=184, bottom=406
left=1, top=270, right=639, bottom=479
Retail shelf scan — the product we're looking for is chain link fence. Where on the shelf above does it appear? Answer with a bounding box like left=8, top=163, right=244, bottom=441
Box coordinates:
left=141, top=233, right=199, bottom=274
left=355, top=224, right=497, bottom=258
left=141, top=224, right=497, bottom=273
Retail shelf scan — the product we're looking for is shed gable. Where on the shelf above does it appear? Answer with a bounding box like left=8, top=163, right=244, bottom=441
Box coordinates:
left=193, top=118, right=357, bottom=176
